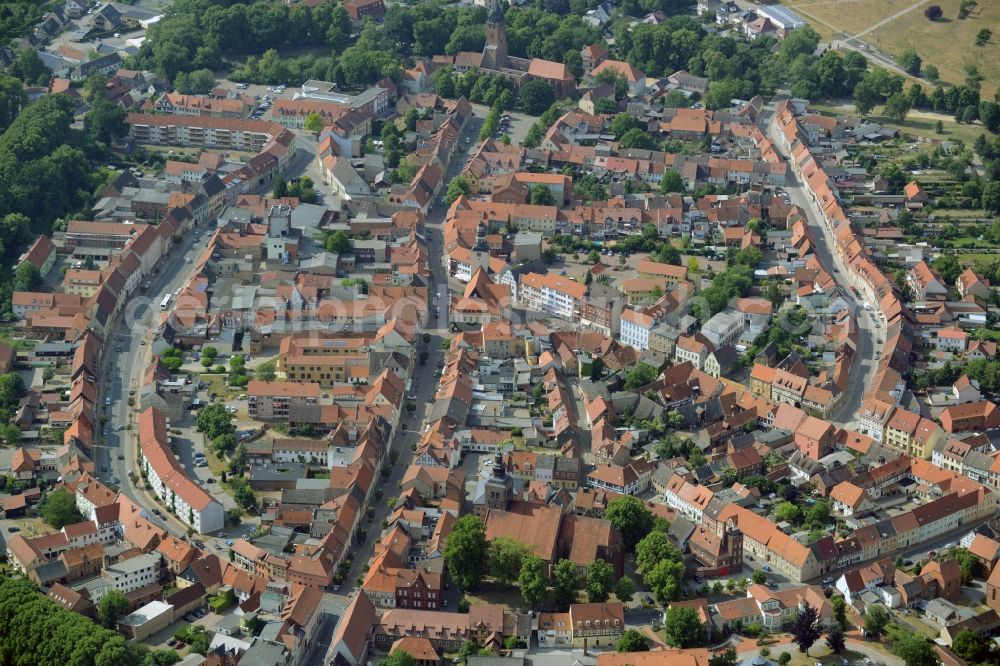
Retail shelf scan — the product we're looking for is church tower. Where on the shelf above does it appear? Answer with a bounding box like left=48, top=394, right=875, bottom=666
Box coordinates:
left=481, top=0, right=508, bottom=70
left=483, top=450, right=513, bottom=512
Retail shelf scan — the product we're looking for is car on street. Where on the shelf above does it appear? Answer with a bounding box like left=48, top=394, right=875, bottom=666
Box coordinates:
left=217, top=531, right=226, bottom=538
left=8, top=527, right=19, bottom=533
left=821, top=577, right=834, bottom=586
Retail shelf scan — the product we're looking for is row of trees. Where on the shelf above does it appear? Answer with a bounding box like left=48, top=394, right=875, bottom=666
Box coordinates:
left=0, top=577, right=179, bottom=665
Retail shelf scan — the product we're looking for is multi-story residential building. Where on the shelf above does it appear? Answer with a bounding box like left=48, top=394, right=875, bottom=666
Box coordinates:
left=586, top=460, right=655, bottom=495
left=636, top=259, right=687, bottom=285
left=138, top=407, right=224, bottom=534
left=674, top=334, right=712, bottom=370
left=934, top=326, right=968, bottom=353
left=154, top=93, right=249, bottom=119
left=98, top=553, right=161, bottom=601
left=126, top=114, right=295, bottom=161
left=940, top=401, right=1000, bottom=433
left=701, top=310, right=744, bottom=348
left=664, top=473, right=715, bottom=522
left=247, top=380, right=321, bottom=422
left=504, top=451, right=580, bottom=489
left=884, top=407, right=942, bottom=459
left=619, top=308, right=654, bottom=351
left=538, top=602, right=625, bottom=649
left=857, top=399, right=895, bottom=443
left=518, top=272, right=586, bottom=320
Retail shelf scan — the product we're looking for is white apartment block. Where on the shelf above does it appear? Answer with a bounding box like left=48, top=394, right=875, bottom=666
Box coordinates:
left=619, top=309, right=654, bottom=351
left=518, top=273, right=586, bottom=320
left=701, top=310, right=744, bottom=348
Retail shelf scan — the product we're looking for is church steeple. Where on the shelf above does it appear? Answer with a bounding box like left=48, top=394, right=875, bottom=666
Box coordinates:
left=481, top=0, right=508, bottom=70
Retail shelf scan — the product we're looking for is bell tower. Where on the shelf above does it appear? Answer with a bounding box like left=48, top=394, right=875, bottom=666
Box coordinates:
left=482, top=0, right=508, bottom=70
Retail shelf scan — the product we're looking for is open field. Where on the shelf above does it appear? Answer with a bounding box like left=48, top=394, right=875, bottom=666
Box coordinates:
left=785, top=0, right=999, bottom=97
left=783, top=0, right=916, bottom=41
left=808, top=102, right=989, bottom=144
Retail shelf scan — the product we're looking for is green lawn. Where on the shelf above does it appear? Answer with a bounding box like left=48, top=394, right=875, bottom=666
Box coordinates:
left=809, top=103, right=987, bottom=145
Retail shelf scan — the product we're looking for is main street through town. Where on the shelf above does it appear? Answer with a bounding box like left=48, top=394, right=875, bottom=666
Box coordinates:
left=309, top=111, right=484, bottom=665
left=760, top=105, right=880, bottom=428
left=93, top=224, right=215, bottom=538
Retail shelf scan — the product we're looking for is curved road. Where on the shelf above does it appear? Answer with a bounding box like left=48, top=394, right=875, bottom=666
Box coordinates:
left=761, top=107, right=879, bottom=428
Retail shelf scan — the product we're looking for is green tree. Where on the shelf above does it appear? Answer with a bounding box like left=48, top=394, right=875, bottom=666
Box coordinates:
left=446, top=175, right=472, bottom=204
left=381, top=650, right=417, bottom=666
left=326, top=230, right=352, bottom=253
left=774, top=501, right=802, bottom=524
left=896, top=49, right=922, bottom=76
left=444, top=515, right=489, bottom=590
left=174, top=68, right=216, bottom=94
left=983, top=182, right=1000, bottom=214
left=864, top=604, right=890, bottom=639
left=273, top=176, right=288, bottom=198
left=0, top=577, right=143, bottom=664
left=951, top=629, right=992, bottom=664
left=0, top=423, right=21, bottom=445
left=229, top=477, right=257, bottom=512
left=520, top=79, right=556, bottom=115
left=645, top=557, right=685, bottom=604
left=884, top=92, right=911, bottom=121
left=611, top=113, right=643, bottom=138
left=197, top=403, right=235, bottom=439
left=518, top=555, right=548, bottom=607
left=853, top=79, right=881, bottom=116
left=605, top=495, right=654, bottom=550
left=595, top=69, right=628, bottom=100
left=304, top=112, right=324, bottom=133
left=618, top=127, right=658, bottom=150
left=616, top=629, right=650, bottom=653
left=660, top=169, right=684, bottom=193
left=826, top=624, right=846, bottom=654
left=14, top=261, right=41, bottom=290
left=831, top=594, right=849, bottom=629
left=586, top=559, right=615, bottom=602
left=98, top=589, right=130, bottom=629
left=635, top=531, right=678, bottom=573
left=623, top=363, right=659, bottom=391
left=0, top=75, right=27, bottom=133
left=890, top=628, right=940, bottom=666
left=931, top=254, right=962, bottom=286
left=791, top=603, right=820, bottom=655
left=552, top=558, right=580, bottom=609
left=489, top=536, right=530, bottom=587
left=663, top=606, right=705, bottom=648
left=614, top=575, right=635, bottom=604
left=778, top=653, right=791, bottom=666
left=255, top=361, right=276, bottom=382
left=530, top=183, right=555, bottom=205
left=751, top=569, right=767, bottom=585
left=41, top=487, right=83, bottom=528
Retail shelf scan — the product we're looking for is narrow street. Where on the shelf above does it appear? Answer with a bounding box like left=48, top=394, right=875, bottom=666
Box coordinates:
left=95, top=227, right=215, bottom=538
left=760, top=107, right=879, bottom=428
left=311, top=111, right=482, bottom=665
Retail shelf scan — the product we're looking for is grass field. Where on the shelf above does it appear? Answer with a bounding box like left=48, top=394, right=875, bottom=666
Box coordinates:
left=785, top=0, right=999, bottom=97
left=808, top=102, right=988, bottom=144
left=783, top=0, right=915, bottom=41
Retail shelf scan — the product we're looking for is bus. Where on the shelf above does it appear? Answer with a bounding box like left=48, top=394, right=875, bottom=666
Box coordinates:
left=160, top=294, right=172, bottom=310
